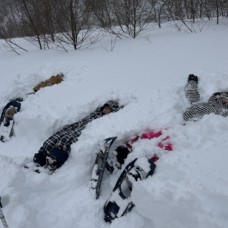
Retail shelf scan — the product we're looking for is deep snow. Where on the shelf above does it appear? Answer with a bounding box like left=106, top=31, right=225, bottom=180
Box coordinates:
left=0, top=19, right=228, bottom=228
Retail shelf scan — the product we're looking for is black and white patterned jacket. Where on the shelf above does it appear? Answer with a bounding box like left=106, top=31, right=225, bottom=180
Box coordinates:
left=40, top=100, right=123, bottom=154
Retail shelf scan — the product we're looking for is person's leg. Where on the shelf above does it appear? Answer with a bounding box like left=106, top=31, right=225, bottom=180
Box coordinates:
left=43, top=125, right=71, bottom=152
left=185, top=74, right=200, bottom=104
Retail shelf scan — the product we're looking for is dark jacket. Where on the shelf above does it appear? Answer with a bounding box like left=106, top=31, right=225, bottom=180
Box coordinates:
left=0, top=98, right=23, bottom=124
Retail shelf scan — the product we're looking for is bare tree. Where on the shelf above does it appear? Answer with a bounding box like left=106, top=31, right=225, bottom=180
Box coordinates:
left=15, top=0, right=59, bottom=49
left=17, top=0, right=44, bottom=49
left=92, top=0, right=152, bottom=38
left=42, top=0, right=56, bottom=42
left=111, top=0, right=152, bottom=38
left=1, top=0, right=228, bottom=54
left=147, top=0, right=168, bottom=28
left=91, top=0, right=113, bottom=29
left=53, top=0, right=98, bottom=50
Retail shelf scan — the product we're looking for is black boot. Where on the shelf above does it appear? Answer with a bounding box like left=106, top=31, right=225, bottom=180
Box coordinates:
left=188, top=74, right=198, bottom=83
left=33, top=147, right=49, bottom=166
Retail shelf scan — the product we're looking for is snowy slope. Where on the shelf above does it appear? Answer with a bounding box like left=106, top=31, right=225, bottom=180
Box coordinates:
left=0, top=19, right=228, bottom=228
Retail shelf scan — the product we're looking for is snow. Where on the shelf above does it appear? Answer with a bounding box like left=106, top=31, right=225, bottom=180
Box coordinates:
left=1, top=19, right=228, bottom=228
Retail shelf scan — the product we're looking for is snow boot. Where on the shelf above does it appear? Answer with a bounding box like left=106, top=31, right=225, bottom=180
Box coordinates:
left=188, top=74, right=198, bottom=83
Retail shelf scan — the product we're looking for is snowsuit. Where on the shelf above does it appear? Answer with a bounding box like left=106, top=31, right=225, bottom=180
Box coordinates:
left=103, top=130, right=173, bottom=223
left=184, top=80, right=228, bottom=121
left=34, top=100, right=123, bottom=169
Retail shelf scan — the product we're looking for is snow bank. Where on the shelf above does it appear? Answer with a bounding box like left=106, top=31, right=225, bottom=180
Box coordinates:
left=0, top=19, right=228, bottom=228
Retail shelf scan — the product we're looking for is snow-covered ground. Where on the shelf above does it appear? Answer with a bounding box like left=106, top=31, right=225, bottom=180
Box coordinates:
left=0, top=19, right=228, bottom=228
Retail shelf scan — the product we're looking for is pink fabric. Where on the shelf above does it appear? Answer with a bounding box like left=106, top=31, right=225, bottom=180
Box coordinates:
left=125, top=130, right=173, bottom=162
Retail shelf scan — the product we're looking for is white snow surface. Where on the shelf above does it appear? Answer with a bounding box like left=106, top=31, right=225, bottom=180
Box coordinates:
left=0, top=20, right=228, bottom=228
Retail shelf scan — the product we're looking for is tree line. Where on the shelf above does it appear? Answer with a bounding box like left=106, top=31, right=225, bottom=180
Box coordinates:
left=0, top=0, right=227, bottom=53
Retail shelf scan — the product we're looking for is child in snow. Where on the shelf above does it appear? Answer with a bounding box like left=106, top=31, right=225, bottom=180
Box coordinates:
left=102, top=130, right=173, bottom=223
left=183, top=74, right=228, bottom=121
left=0, top=74, right=64, bottom=142
left=33, top=101, right=124, bottom=172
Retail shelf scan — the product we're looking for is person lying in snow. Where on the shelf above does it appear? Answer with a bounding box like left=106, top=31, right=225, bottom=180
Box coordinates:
left=33, top=101, right=124, bottom=172
left=0, top=74, right=64, bottom=142
left=102, top=130, right=173, bottom=223
left=183, top=74, right=228, bottom=121
left=90, top=130, right=172, bottom=198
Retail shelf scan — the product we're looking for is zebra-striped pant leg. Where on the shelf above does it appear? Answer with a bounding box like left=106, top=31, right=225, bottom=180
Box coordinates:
left=183, top=103, right=217, bottom=121
left=185, top=81, right=200, bottom=104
